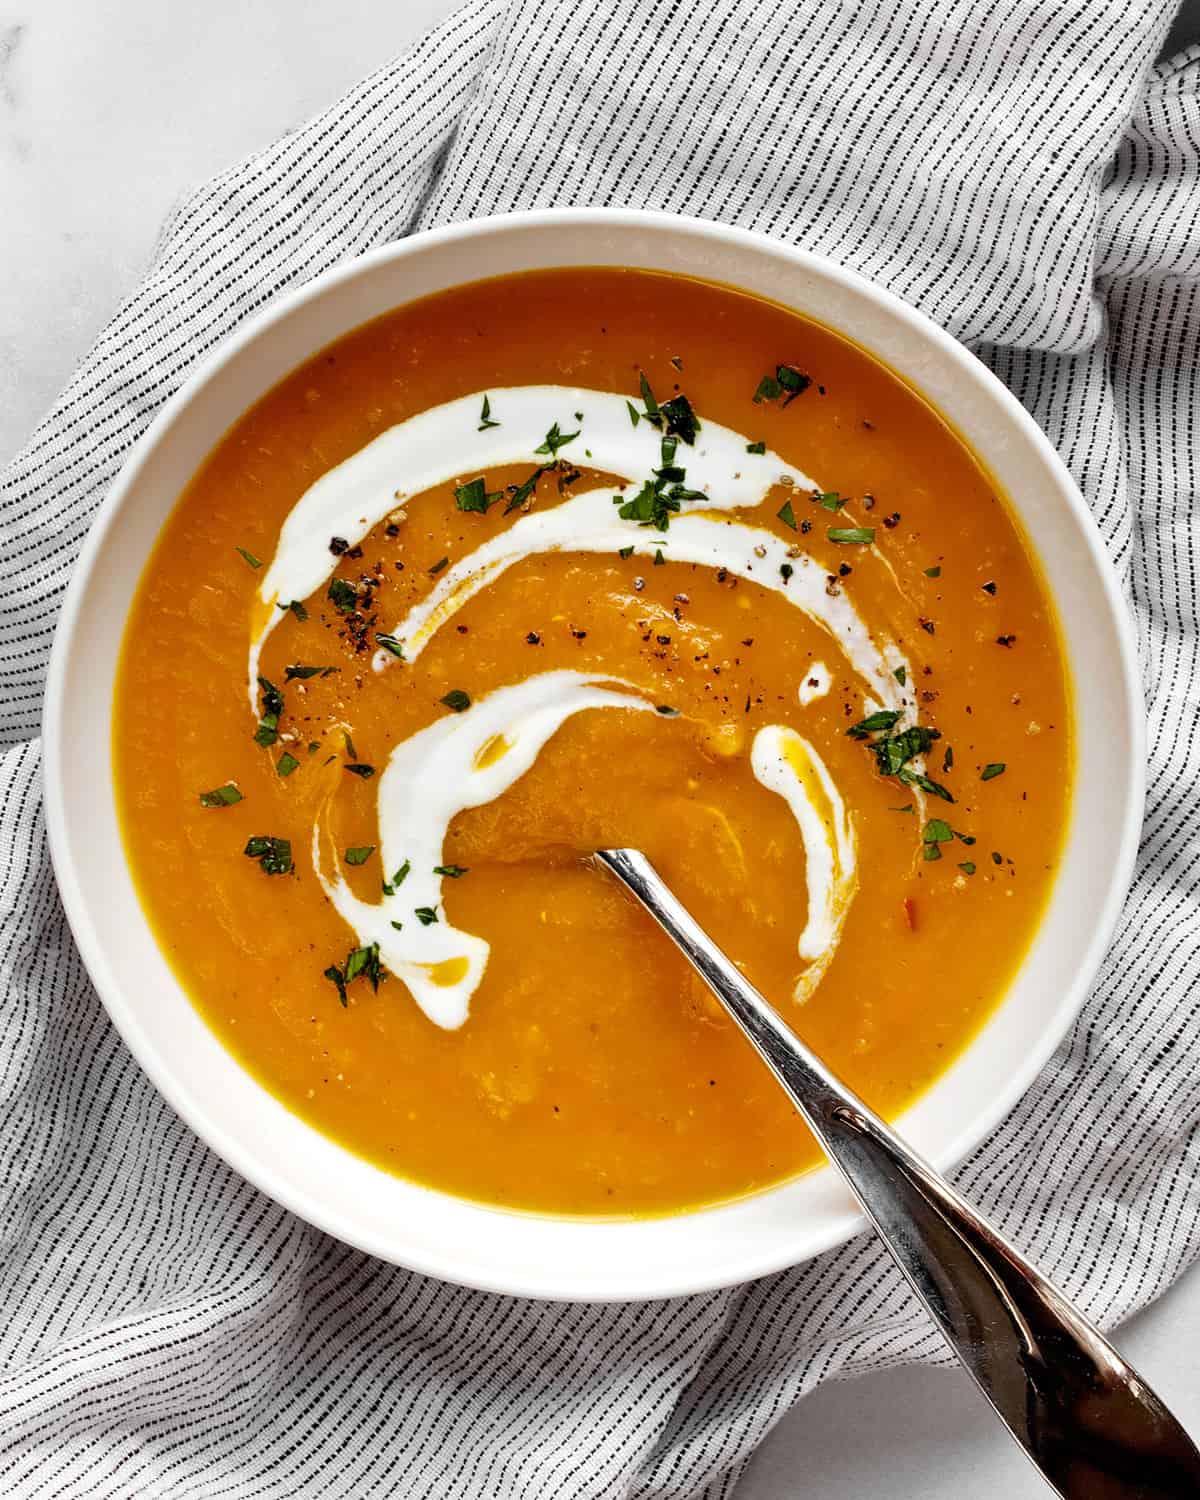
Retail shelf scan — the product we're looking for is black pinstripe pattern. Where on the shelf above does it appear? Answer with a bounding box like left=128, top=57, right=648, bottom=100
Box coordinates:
left=1, top=3, right=1197, bottom=1495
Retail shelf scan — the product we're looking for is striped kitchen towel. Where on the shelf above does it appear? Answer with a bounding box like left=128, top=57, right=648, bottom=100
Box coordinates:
left=2, top=2, right=1199, bottom=1495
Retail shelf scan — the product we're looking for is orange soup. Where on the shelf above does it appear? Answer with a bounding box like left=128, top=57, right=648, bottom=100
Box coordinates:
left=113, top=268, right=1070, bottom=1216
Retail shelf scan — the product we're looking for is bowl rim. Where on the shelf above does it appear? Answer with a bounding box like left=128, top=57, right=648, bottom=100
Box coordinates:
left=42, top=206, right=1146, bottom=1300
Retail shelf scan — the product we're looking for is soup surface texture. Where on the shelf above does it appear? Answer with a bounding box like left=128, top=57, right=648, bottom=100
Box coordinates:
left=114, top=269, right=1070, bottom=1216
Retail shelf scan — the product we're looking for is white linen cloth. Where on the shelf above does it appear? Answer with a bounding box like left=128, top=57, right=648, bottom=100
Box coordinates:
left=1, top=2, right=1199, bottom=1494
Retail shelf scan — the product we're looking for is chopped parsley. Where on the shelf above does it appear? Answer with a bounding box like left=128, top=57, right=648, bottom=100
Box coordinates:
left=345, top=943, right=382, bottom=987
left=981, top=762, right=1006, bottom=781
left=959, top=861, right=977, bottom=875
left=991, top=850, right=1004, bottom=865
left=828, top=526, right=875, bottom=545
left=893, top=666, right=907, bottom=685
left=235, top=546, right=262, bottom=570
left=414, top=907, right=438, bottom=926
left=281, top=599, right=309, bottom=622
left=276, top=752, right=299, bottom=778
left=753, top=365, right=810, bottom=405
left=746, top=440, right=767, bottom=455
left=254, top=676, right=284, bottom=747
left=325, top=942, right=384, bottom=1006
left=815, top=491, right=842, bottom=511
left=199, top=783, right=242, bottom=807
left=924, top=565, right=941, bottom=578
left=284, top=664, right=337, bottom=681
left=323, top=965, right=348, bottom=1007
left=639, top=372, right=660, bottom=421
left=344, top=763, right=376, bottom=779
left=381, top=858, right=411, bottom=896
left=618, top=545, right=634, bottom=559
left=660, top=394, right=699, bottom=445
left=653, top=548, right=666, bottom=566
left=244, top=835, right=293, bottom=875
left=777, top=500, right=797, bottom=530
left=375, top=633, right=405, bottom=658
left=433, top=864, right=469, bottom=878
left=440, top=689, right=471, bottom=713
left=478, top=394, right=500, bottom=431
left=534, top=422, right=579, bottom=458
left=327, top=577, right=358, bottom=614
left=455, top=476, right=502, bottom=514
left=345, top=846, right=376, bottom=866
left=504, top=465, right=547, bottom=514
left=342, top=730, right=357, bottom=759
left=847, top=713, right=954, bottom=802
left=429, top=556, right=449, bottom=575
left=626, top=400, right=641, bottom=428
left=921, top=818, right=955, bottom=861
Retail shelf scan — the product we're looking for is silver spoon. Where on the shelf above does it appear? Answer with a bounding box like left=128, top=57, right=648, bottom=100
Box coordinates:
left=597, top=847, right=1200, bottom=1500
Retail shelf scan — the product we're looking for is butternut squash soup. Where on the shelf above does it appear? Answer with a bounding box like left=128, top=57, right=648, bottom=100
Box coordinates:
left=113, top=268, right=1070, bottom=1216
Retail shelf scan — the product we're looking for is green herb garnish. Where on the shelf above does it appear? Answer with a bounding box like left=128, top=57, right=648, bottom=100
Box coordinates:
left=344, top=763, right=376, bottom=779
left=847, top=714, right=954, bottom=802
left=381, top=858, right=411, bottom=896
left=924, top=565, right=941, bottom=578
left=345, top=846, right=376, bottom=866
left=639, top=372, right=660, bottom=421
left=236, top=546, right=262, bottom=570
left=199, top=783, right=242, bottom=807
left=626, top=400, right=641, bottom=428
left=478, top=394, right=499, bottom=431
left=618, top=545, right=634, bottom=559
left=828, top=527, right=875, bottom=545
left=746, top=440, right=766, bottom=455
left=981, top=762, right=1006, bottom=781
left=345, top=942, right=382, bottom=988
left=327, top=577, right=358, bottom=614
left=534, top=422, right=579, bottom=458
left=847, top=710, right=903, bottom=738
left=414, top=907, right=438, bottom=926
left=433, top=864, right=468, bottom=878
left=455, top=477, right=500, bottom=514
left=285, top=664, right=337, bottom=681
left=324, top=965, right=348, bottom=1007
left=276, top=752, right=299, bottom=778
left=254, top=676, right=284, bottom=747
left=244, top=835, right=293, bottom=875
left=429, top=556, right=449, bottom=575
left=753, top=373, right=782, bottom=403
left=375, top=633, right=405, bottom=658
left=504, top=465, right=547, bottom=515
left=283, top=599, right=309, bottom=622
left=893, top=666, right=907, bottom=685
left=440, top=689, right=471, bottom=713
left=959, top=861, right=977, bottom=875
left=660, top=394, right=699, bottom=445
left=816, top=492, right=842, bottom=511
left=777, top=499, right=797, bottom=530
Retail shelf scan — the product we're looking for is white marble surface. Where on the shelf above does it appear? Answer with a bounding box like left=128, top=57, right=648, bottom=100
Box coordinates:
left=4, top=1, right=1199, bottom=1494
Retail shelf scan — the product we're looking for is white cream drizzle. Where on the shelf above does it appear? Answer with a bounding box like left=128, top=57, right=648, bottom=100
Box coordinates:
left=248, top=385, right=815, bottom=705
left=246, top=385, right=922, bottom=1025
left=381, top=490, right=906, bottom=713
left=751, top=726, right=857, bottom=1001
left=314, top=671, right=859, bottom=1028
left=313, top=672, right=654, bottom=1029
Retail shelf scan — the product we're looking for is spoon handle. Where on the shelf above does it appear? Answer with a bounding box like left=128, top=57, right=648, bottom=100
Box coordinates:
left=598, top=848, right=1200, bottom=1500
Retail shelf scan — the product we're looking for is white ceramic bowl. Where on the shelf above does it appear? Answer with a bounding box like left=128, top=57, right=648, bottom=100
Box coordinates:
left=43, top=209, right=1143, bottom=1301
